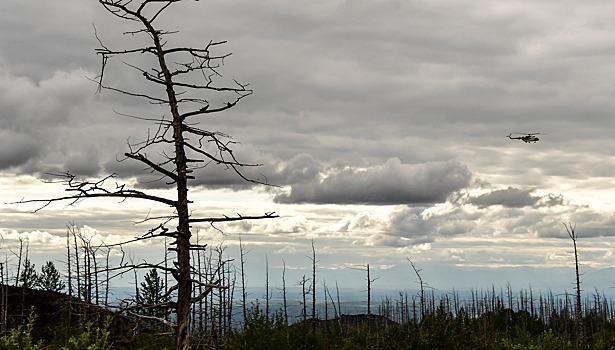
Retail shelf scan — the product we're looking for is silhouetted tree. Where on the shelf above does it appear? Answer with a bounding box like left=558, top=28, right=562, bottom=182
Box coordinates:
left=19, top=258, right=37, bottom=323
left=38, top=261, right=66, bottom=292
left=139, top=268, right=169, bottom=320
left=19, top=259, right=37, bottom=290
left=15, top=1, right=277, bottom=348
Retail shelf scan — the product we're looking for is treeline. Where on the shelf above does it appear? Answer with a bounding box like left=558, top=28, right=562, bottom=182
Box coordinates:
left=230, top=287, right=615, bottom=350
left=2, top=230, right=615, bottom=349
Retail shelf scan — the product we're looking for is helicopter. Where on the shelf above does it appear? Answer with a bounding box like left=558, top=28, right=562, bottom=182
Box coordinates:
left=507, top=132, right=542, bottom=143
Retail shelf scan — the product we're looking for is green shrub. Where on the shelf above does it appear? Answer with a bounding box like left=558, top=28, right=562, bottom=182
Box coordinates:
left=62, top=316, right=111, bottom=350
left=0, top=307, right=42, bottom=350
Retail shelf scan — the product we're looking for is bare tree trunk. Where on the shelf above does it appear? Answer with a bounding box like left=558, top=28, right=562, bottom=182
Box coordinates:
left=265, top=255, right=270, bottom=322
left=21, top=240, right=29, bottom=322
left=2, top=256, right=7, bottom=332
left=169, top=45, right=193, bottom=350
left=0, top=262, right=4, bottom=333
left=311, top=240, right=317, bottom=333
left=72, top=228, right=81, bottom=302
left=300, top=275, right=307, bottom=323
left=239, top=237, right=247, bottom=324
left=367, top=264, right=371, bottom=319
left=191, top=248, right=197, bottom=338
left=196, top=236, right=203, bottom=335
left=282, top=260, right=288, bottom=324
left=82, top=239, right=92, bottom=305
left=14, top=237, right=24, bottom=287
left=164, top=237, right=169, bottom=324
left=325, top=284, right=339, bottom=320
left=217, top=247, right=225, bottom=341
left=104, top=248, right=110, bottom=306
left=66, top=228, right=73, bottom=298
left=92, top=248, right=99, bottom=306
left=323, top=280, right=328, bottom=322
left=335, top=281, right=342, bottom=322
left=408, top=259, right=426, bottom=322
left=564, top=222, right=584, bottom=344
left=227, top=267, right=235, bottom=344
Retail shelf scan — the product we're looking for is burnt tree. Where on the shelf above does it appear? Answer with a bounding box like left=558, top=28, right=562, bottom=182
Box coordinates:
left=563, top=221, right=584, bottom=344
left=17, top=1, right=277, bottom=349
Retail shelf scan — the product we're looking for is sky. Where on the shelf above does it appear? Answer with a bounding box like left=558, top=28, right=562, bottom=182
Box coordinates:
left=2, top=0, right=615, bottom=299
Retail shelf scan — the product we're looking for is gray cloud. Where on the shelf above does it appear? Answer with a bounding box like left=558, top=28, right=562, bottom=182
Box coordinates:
left=385, top=207, right=439, bottom=245
left=3, top=0, right=615, bottom=189
left=466, top=187, right=564, bottom=208
left=275, top=158, right=472, bottom=205
left=0, top=130, right=40, bottom=169
left=64, top=148, right=102, bottom=177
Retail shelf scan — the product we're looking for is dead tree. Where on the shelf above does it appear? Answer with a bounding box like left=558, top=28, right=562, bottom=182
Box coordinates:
left=15, top=1, right=277, bottom=349
left=65, top=227, right=73, bottom=298
left=71, top=226, right=81, bottom=302
left=408, top=258, right=428, bottom=322
left=350, top=263, right=380, bottom=327
left=366, top=264, right=377, bottom=320
left=309, top=240, right=317, bottom=333
left=0, top=262, right=6, bottom=334
left=239, top=236, right=248, bottom=324
left=281, top=260, right=288, bottom=324
left=298, top=275, right=309, bottom=323
left=265, top=255, right=270, bottom=322
left=13, top=237, right=24, bottom=287
left=563, top=222, right=584, bottom=344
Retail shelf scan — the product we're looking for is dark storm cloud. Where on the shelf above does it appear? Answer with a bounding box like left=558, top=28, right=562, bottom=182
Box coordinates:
left=274, top=158, right=472, bottom=205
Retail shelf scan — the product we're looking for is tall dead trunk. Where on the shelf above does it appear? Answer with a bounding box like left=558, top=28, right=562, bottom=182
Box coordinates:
left=282, top=260, right=288, bottom=324
left=73, top=227, right=81, bottom=302
left=265, top=255, right=271, bottom=322
left=66, top=227, right=72, bottom=298
left=14, top=238, right=24, bottom=287
left=367, top=264, right=371, bottom=319
left=408, top=259, right=426, bottom=322
left=311, top=240, right=317, bottom=333
left=564, top=222, right=584, bottom=344
left=239, top=237, right=248, bottom=324
left=104, top=248, right=110, bottom=306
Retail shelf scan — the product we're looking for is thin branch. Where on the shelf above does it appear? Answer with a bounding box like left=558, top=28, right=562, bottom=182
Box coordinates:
left=188, top=212, right=278, bottom=223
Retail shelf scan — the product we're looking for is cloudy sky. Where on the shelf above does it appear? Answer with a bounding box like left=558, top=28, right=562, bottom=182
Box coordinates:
left=2, top=0, right=615, bottom=296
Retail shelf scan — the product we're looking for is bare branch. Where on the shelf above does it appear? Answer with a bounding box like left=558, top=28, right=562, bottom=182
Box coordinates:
left=127, top=310, right=175, bottom=328
left=188, top=212, right=279, bottom=224
left=124, top=153, right=179, bottom=182
left=11, top=172, right=176, bottom=211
